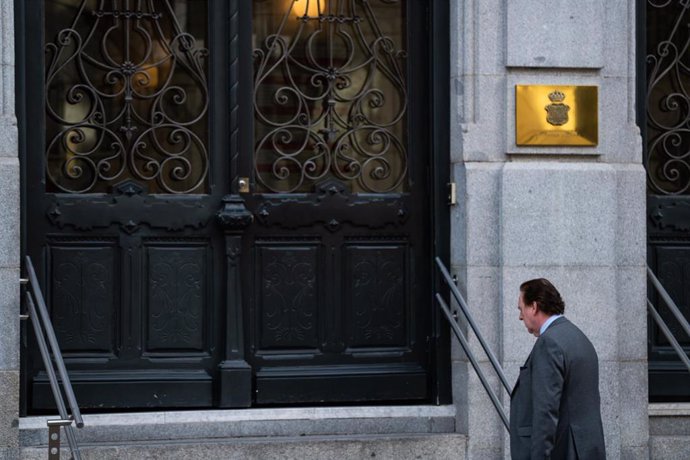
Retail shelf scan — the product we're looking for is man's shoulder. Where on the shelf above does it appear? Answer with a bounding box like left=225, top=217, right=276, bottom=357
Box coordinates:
left=534, top=327, right=566, bottom=355
left=543, top=317, right=597, bottom=354
left=547, top=316, right=569, bottom=328
left=544, top=316, right=580, bottom=336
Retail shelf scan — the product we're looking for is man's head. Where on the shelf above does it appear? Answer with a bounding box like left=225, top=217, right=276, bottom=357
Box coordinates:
left=517, top=278, right=565, bottom=337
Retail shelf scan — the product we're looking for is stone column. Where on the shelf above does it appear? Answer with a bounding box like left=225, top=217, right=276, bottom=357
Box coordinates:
left=451, top=1, right=648, bottom=459
left=450, top=0, right=508, bottom=456
left=0, top=0, right=20, bottom=458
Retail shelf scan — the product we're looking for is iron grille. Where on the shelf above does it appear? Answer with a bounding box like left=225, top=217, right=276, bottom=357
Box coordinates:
left=645, top=0, right=690, bottom=195
left=253, top=0, right=408, bottom=193
left=44, top=0, right=209, bottom=194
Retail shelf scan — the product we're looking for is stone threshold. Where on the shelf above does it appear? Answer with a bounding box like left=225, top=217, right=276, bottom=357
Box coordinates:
left=20, top=405, right=457, bottom=447
left=20, top=433, right=468, bottom=460
left=649, top=403, right=690, bottom=417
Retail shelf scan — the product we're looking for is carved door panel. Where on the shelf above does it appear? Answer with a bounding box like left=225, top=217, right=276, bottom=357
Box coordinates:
left=645, top=0, right=690, bottom=400
left=240, top=0, right=436, bottom=404
left=22, top=0, right=230, bottom=410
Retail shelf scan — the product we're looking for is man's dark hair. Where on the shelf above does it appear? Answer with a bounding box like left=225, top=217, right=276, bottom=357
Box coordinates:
left=520, top=278, right=565, bottom=315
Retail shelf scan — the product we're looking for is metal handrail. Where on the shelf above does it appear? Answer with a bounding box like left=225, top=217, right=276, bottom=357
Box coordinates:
left=23, top=256, right=84, bottom=460
left=434, top=257, right=510, bottom=433
left=647, top=266, right=690, bottom=373
left=435, top=258, right=511, bottom=394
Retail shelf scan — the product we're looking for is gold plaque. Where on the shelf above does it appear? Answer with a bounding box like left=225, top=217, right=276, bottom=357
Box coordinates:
left=515, top=85, right=598, bottom=146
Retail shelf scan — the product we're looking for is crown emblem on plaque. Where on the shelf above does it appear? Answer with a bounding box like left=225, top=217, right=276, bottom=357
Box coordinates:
left=545, top=89, right=570, bottom=126
left=548, top=90, right=566, bottom=103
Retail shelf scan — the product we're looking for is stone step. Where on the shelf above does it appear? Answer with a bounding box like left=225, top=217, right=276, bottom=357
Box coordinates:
left=20, top=406, right=461, bottom=459
left=20, top=406, right=456, bottom=446
left=650, top=436, right=690, bottom=460
left=649, top=403, right=690, bottom=459
left=649, top=403, right=690, bottom=436
left=21, top=433, right=467, bottom=460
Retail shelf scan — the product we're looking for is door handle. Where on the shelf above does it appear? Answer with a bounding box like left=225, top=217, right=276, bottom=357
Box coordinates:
left=238, top=177, right=250, bottom=193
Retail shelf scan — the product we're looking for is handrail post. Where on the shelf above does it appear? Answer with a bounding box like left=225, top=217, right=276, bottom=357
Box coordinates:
left=47, top=419, right=75, bottom=460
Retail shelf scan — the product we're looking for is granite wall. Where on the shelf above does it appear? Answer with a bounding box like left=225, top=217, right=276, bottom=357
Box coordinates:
left=0, top=0, right=20, bottom=458
left=0, top=1, right=650, bottom=459
left=450, top=1, right=649, bottom=458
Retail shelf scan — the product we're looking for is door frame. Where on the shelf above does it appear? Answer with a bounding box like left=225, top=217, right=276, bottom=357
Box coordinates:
left=430, top=0, right=451, bottom=405
left=637, top=0, right=690, bottom=401
left=16, top=0, right=452, bottom=411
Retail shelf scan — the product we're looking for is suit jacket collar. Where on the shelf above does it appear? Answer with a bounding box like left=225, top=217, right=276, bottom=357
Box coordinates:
left=541, top=316, right=568, bottom=336
left=511, top=317, right=568, bottom=397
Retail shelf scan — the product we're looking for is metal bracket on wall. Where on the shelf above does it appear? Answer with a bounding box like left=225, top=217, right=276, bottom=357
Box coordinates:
left=19, top=278, right=29, bottom=321
left=448, top=182, right=457, bottom=206
left=47, top=419, right=75, bottom=460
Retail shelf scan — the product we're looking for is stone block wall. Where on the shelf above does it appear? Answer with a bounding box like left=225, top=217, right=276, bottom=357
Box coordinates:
left=0, top=1, right=651, bottom=459
left=0, top=0, right=20, bottom=458
left=450, top=1, right=649, bottom=459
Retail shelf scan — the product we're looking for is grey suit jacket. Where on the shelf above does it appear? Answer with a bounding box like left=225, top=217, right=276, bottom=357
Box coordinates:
left=510, top=317, right=606, bottom=460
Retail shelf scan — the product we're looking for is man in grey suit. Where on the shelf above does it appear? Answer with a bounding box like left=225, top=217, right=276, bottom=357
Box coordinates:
left=510, top=278, right=606, bottom=460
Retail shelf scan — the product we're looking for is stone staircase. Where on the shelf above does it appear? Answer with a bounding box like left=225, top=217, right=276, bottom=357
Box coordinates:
left=19, top=406, right=466, bottom=460
left=650, top=403, right=690, bottom=459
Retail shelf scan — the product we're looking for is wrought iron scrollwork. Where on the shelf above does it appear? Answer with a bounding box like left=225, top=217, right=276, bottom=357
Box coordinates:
left=253, top=0, right=408, bottom=193
left=645, top=0, right=690, bottom=195
left=45, top=0, right=209, bottom=194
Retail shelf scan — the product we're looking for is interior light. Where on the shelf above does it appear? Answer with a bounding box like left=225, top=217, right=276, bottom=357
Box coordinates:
left=296, top=0, right=324, bottom=17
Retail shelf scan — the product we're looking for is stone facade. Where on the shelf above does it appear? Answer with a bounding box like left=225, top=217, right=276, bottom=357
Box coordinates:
left=451, top=1, right=648, bottom=459
left=0, top=1, right=652, bottom=459
left=0, top=0, right=20, bottom=458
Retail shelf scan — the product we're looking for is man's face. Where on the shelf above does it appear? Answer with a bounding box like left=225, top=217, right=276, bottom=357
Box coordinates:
left=518, top=291, right=540, bottom=337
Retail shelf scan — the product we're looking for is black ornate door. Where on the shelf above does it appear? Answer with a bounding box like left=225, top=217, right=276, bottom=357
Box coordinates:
left=644, top=0, right=690, bottom=400
left=237, top=0, right=438, bottom=404
left=22, top=0, right=231, bottom=410
left=21, top=0, right=448, bottom=411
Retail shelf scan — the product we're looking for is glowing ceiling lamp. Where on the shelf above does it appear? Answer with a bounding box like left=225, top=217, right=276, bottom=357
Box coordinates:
left=295, top=0, right=325, bottom=17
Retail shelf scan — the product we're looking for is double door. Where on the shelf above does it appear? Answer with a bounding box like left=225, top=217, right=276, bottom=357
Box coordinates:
left=20, top=0, right=447, bottom=411
left=645, top=0, right=690, bottom=400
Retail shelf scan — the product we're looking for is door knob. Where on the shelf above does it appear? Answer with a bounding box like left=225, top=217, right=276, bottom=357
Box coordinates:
left=238, top=177, right=249, bottom=193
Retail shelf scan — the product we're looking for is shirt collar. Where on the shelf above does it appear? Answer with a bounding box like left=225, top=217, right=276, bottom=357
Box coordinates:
left=539, top=314, right=563, bottom=336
